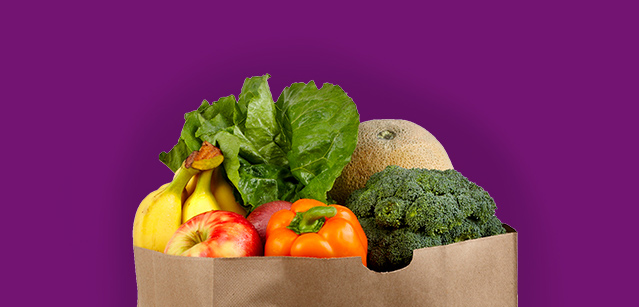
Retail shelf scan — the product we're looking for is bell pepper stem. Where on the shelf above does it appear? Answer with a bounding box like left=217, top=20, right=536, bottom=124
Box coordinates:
left=287, top=206, right=337, bottom=235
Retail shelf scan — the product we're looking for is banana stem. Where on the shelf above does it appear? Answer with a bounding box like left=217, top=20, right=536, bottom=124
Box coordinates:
left=166, top=164, right=199, bottom=195
left=166, top=141, right=224, bottom=196
left=194, top=169, right=214, bottom=194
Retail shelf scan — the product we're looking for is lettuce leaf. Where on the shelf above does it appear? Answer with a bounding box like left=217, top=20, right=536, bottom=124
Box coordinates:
left=159, top=74, right=359, bottom=211
left=276, top=81, right=360, bottom=201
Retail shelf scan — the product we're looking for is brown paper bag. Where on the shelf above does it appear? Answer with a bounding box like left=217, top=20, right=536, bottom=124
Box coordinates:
left=135, top=225, right=517, bottom=306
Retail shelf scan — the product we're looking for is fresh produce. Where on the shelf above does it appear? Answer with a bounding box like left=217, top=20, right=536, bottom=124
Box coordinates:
left=159, top=75, right=360, bottom=211
left=264, top=199, right=368, bottom=266
left=211, top=167, right=246, bottom=216
left=246, top=200, right=293, bottom=243
left=164, top=210, right=263, bottom=258
left=182, top=169, right=220, bottom=223
left=344, top=165, right=505, bottom=272
left=133, top=142, right=224, bottom=252
left=330, top=119, right=453, bottom=204
left=133, top=74, right=512, bottom=281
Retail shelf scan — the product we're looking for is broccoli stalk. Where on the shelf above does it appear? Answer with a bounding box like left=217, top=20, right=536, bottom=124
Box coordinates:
left=345, top=165, right=506, bottom=272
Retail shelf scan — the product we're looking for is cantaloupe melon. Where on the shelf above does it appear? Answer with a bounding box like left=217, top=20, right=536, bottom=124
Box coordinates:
left=329, top=119, right=453, bottom=204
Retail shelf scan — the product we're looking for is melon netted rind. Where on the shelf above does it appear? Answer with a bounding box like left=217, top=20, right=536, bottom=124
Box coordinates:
left=329, top=119, right=453, bottom=204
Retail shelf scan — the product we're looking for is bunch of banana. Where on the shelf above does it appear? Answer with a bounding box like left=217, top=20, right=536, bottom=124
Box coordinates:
left=182, top=166, right=246, bottom=222
left=132, top=142, right=224, bottom=252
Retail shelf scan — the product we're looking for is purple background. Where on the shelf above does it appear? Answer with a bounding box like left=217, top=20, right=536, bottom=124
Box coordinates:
left=2, top=1, right=637, bottom=306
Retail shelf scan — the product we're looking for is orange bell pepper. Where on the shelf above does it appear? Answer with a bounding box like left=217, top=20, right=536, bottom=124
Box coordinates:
left=264, top=199, right=368, bottom=266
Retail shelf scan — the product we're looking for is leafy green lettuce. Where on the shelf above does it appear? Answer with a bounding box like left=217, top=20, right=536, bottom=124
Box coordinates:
left=159, top=75, right=359, bottom=211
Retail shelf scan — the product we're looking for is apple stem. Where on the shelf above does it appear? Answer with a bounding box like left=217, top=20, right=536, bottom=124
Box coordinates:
left=287, top=206, right=337, bottom=235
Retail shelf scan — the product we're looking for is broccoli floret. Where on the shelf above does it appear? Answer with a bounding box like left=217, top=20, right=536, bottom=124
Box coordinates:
left=478, top=215, right=507, bottom=237
left=374, top=197, right=408, bottom=229
left=345, top=188, right=378, bottom=218
left=440, top=219, right=482, bottom=245
left=369, top=228, right=442, bottom=272
left=468, top=190, right=498, bottom=222
left=345, top=165, right=507, bottom=272
left=358, top=217, right=390, bottom=245
left=366, top=166, right=408, bottom=198
left=405, top=193, right=465, bottom=235
left=394, top=179, right=424, bottom=202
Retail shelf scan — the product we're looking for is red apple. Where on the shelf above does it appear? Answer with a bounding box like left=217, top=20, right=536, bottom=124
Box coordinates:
left=164, top=210, right=262, bottom=257
left=246, top=200, right=293, bottom=243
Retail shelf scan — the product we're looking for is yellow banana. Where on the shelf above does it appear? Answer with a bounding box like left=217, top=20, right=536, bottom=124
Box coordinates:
left=184, top=173, right=198, bottom=197
left=181, top=188, right=188, bottom=204
left=132, top=141, right=224, bottom=252
left=182, top=169, right=221, bottom=223
left=212, top=167, right=247, bottom=217
left=132, top=166, right=197, bottom=252
left=157, top=183, right=188, bottom=204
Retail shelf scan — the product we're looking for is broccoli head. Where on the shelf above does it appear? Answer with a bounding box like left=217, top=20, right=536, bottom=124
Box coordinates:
left=344, top=165, right=506, bottom=272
